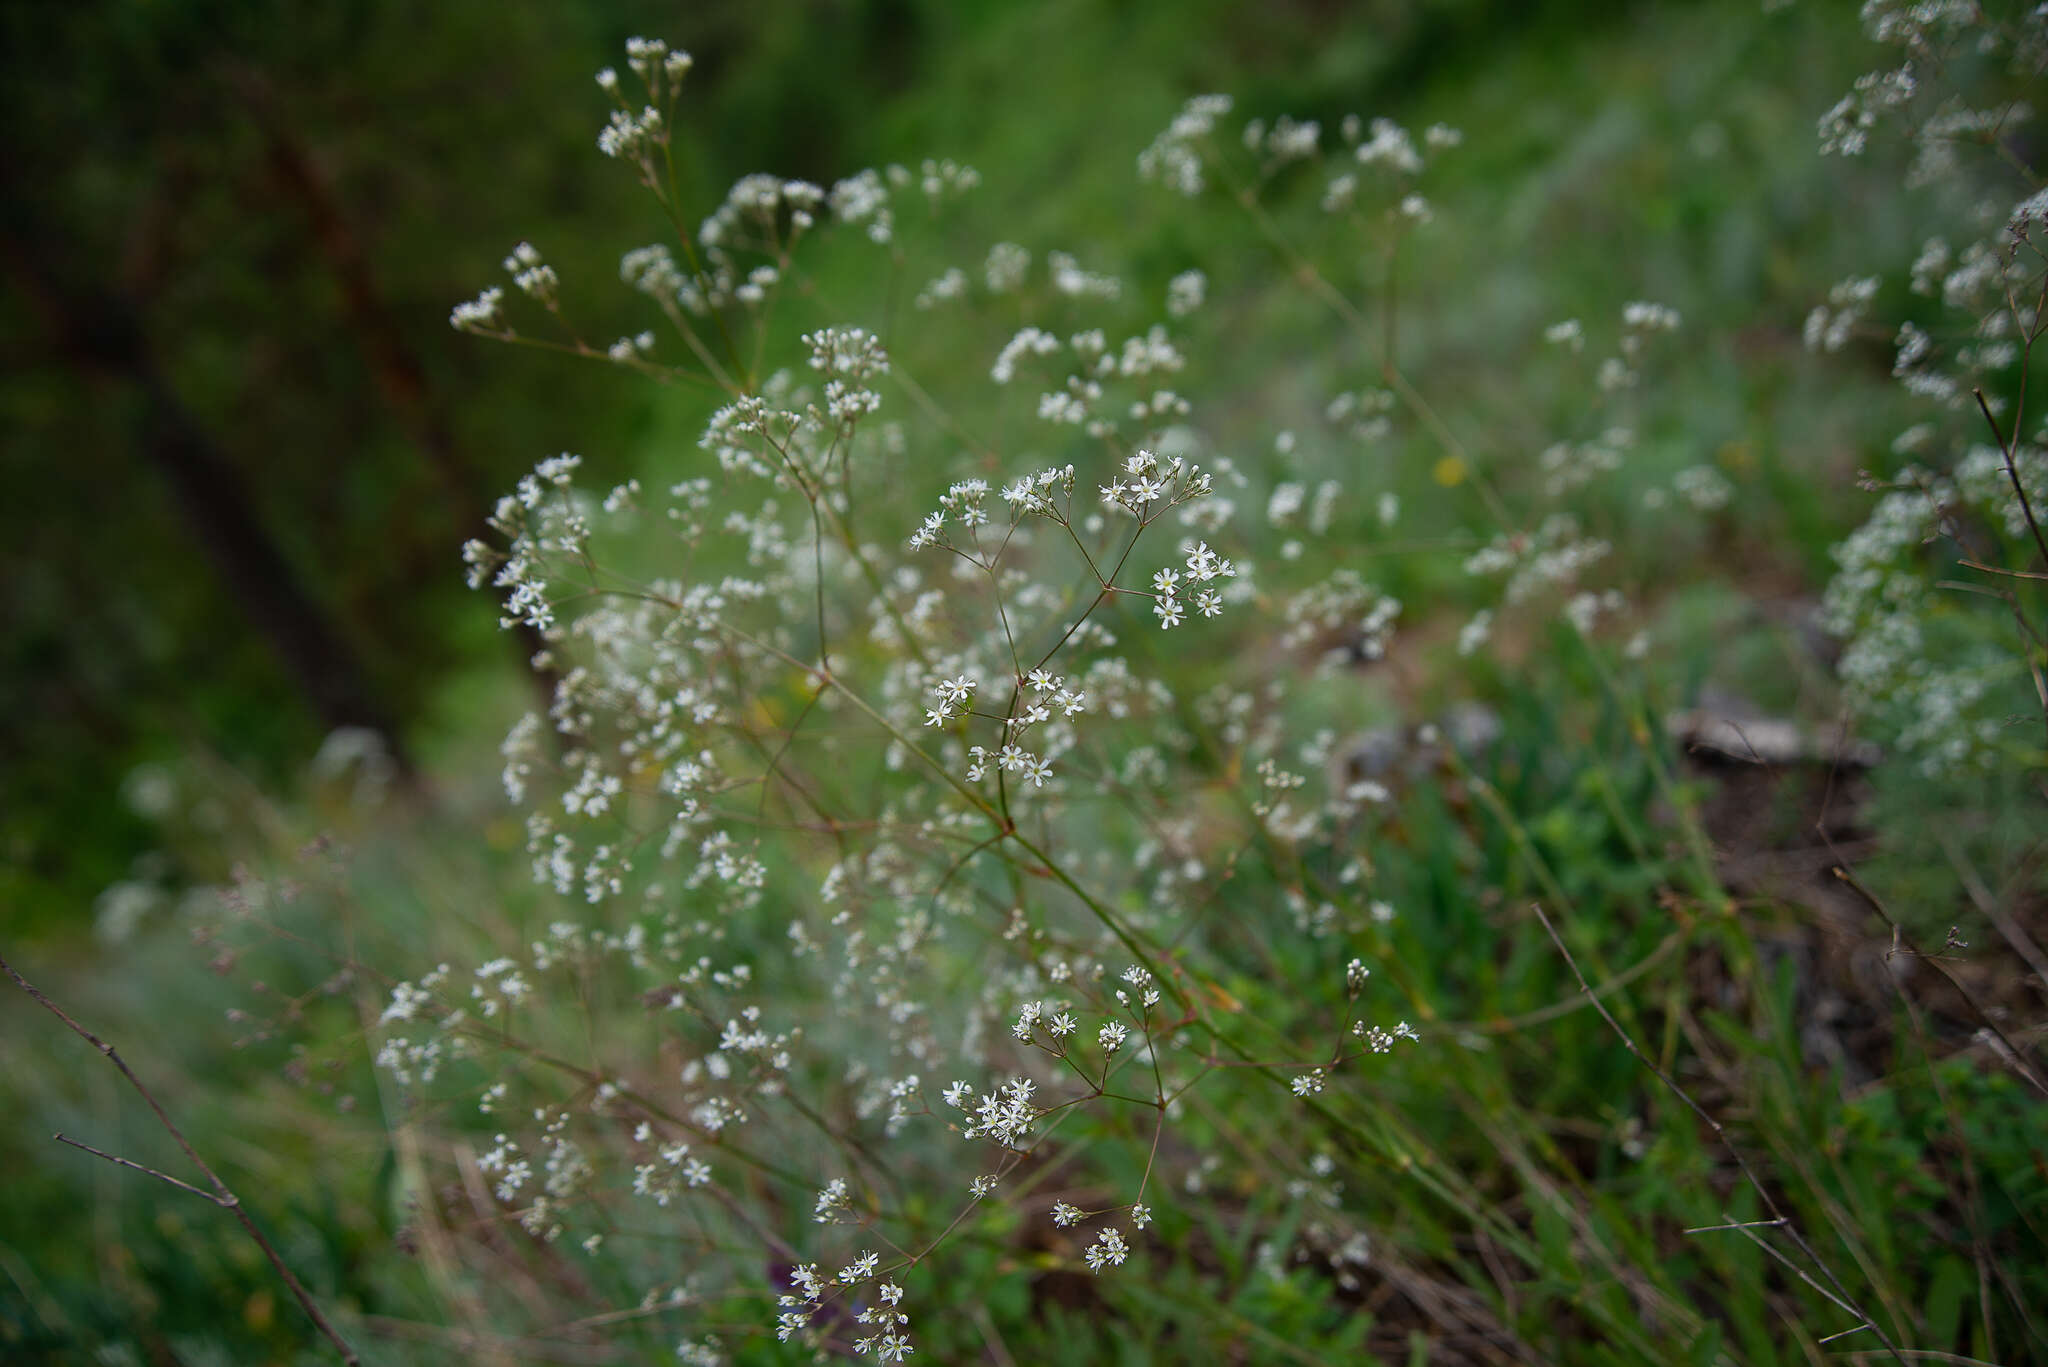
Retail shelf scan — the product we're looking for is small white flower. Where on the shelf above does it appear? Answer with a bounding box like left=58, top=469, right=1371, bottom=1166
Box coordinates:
left=814, top=1177, right=851, bottom=1222
left=1084, top=1226, right=1130, bottom=1272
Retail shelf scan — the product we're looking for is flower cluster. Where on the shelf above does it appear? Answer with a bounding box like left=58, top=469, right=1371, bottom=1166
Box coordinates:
left=948, top=1076, right=1041, bottom=1151
left=1150, top=537, right=1237, bottom=628
left=1806, top=3, right=2048, bottom=774
left=401, top=37, right=1581, bottom=1358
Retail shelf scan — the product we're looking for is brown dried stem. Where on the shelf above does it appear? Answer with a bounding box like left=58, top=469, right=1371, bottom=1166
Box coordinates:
left=2, top=952, right=360, bottom=1364
left=1822, top=865, right=2048, bottom=1099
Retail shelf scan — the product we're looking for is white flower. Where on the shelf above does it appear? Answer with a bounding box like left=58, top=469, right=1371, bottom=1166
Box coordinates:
left=790, top=1262, right=827, bottom=1301
left=1166, top=270, right=1207, bottom=317
left=1099, top=1021, right=1129, bottom=1053
left=1084, top=1226, right=1130, bottom=1272
left=814, top=1177, right=851, bottom=1222
left=964, top=1076, right=1039, bottom=1149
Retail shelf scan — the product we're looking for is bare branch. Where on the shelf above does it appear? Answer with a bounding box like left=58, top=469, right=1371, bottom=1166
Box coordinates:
left=1824, top=866, right=2048, bottom=1098
left=53, top=1133, right=221, bottom=1204
left=3, top=952, right=361, bottom=1364
left=1975, top=387, right=2048, bottom=574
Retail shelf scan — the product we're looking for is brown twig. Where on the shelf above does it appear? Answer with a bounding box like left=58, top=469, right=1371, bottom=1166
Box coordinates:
left=2, top=952, right=360, bottom=1363
left=1823, top=865, right=2048, bottom=1099
left=1958, top=557, right=2048, bottom=582
left=1972, top=385, right=2048, bottom=743
left=1974, top=388, right=2048, bottom=574
left=52, top=1133, right=220, bottom=1203
left=1939, top=831, right=2048, bottom=998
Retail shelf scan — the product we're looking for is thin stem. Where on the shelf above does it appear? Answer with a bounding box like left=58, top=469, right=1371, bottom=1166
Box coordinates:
left=657, top=135, right=745, bottom=389
left=4, top=953, right=361, bottom=1364
left=1216, top=170, right=1515, bottom=528
left=1974, top=385, right=2048, bottom=571
left=1825, top=864, right=2048, bottom=1097
left=53, top=1133, right=219, bottom=1203
left=1003, top=826, right=1182, bottom=1009
left=1527, top=909, right=1906, bottom=1367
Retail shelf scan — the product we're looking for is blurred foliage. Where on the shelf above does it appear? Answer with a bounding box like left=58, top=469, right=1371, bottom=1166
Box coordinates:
left=0, top=0, right=1933, bottom=937
left=0, top=0, right=1009, bottom=936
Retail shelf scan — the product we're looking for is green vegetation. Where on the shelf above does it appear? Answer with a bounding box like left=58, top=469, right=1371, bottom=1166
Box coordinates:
left=4, top=2, right=2045, bottom=1364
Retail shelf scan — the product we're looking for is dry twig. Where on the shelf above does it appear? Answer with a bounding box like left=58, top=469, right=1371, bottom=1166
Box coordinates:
left=2, top=951, right=360, bottom=1364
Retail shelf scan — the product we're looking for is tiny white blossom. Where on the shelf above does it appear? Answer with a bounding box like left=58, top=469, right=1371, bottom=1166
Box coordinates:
left=1084, top=1226, right=1130, bottom=1272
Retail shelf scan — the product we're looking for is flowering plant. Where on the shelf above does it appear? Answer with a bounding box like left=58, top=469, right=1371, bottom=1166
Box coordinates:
left=334, top=12, right=2048, bottom=1362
